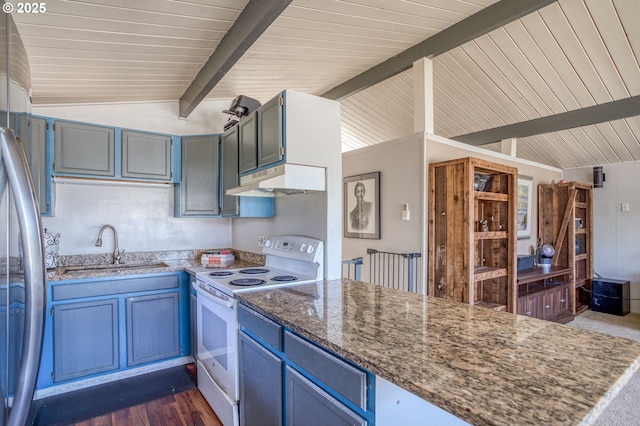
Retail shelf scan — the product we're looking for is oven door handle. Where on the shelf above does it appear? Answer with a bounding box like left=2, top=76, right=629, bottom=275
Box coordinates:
left=199, top=285, right=235, bottom=309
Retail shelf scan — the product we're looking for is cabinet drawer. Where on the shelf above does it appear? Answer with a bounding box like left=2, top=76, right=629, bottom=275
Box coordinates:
left=238, top=304, right=282, bottom=351
left=52, top=274, right=179, bottom=301
left=285, top=331, right=367, bottom=410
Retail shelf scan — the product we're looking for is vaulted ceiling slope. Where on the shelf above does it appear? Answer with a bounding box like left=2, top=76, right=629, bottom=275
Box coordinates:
left=11, top=0, right=640, bottom=170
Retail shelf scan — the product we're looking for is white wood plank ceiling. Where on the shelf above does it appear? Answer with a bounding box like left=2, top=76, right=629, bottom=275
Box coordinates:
left=10, top=0, right=640, bottom=170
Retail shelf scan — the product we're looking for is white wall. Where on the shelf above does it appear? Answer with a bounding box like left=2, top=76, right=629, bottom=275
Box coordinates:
left=342, top=135, right=424, bottom=286
left=342, top=133, right=563, bottom=292
left=43, top=178, right=230, bottom=255
left=33, top=100, right=235, bottom=255
left=32, top=99, right=232, bottom=136
left=564, top=162, right=640, bottom=313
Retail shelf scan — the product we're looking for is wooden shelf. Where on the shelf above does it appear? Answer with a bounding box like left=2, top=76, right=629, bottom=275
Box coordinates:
left=429, top=157, right=517, bottom=313
left=517, top=266, right=573, bottom=285
left=474, top=231, right=508, bottom=240
left=474, top=192, right=509, bottom=201
left=538, top=182, right=592, bottom=317
left=574, top=278, right=588, bottom=287
left=474, top=267, right=507, bottom=281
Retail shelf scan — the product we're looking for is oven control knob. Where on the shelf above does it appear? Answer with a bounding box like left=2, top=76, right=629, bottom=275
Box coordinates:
left=264, top=239, right=272, bottom=248
left=299, top=243, right=307, bottom=253
left=306, top=245, right=315, bottom=254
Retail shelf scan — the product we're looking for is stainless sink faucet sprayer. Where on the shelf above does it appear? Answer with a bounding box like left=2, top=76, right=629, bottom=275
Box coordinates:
left=95, top=224, right=124, bottom=264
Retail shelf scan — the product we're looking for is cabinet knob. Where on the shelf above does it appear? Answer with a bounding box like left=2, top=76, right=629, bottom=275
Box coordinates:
left=441, top=211, right=446, bottom=216
left=559, top=299, right=566, bottom=303
left=544, top=304, right=550, bottom=309
left=526, top=311, right=532, bottom=316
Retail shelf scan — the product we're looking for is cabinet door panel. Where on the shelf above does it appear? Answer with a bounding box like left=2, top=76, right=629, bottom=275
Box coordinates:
left=542, top=291, right=555, bottom=321
left=238, top=113, right=257, bottom=174
left=126, top=293, right=180, bottom=366
left=518, top=293, right=541, bottom=318
left=26, top=117, right=49, bottom=214
left=53, top=299, right=119, bottom=382
left=122, top=130, right=172, bottom=180
left=286, top=366, right=367, bottom=426
left=220, top=127, right=239, bottom=216
left=177, top=135, right=219, bottom=216
left=554, top=286, right=570, bottom=318
left=239, top=333, right=283, bottom=426
left=54, top=121, right=115, bottom=176
left=257, top=95, right=283, bottom=168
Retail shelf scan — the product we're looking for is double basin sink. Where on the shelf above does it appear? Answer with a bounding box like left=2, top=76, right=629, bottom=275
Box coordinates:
left=59, top=261, right=170, bottom=276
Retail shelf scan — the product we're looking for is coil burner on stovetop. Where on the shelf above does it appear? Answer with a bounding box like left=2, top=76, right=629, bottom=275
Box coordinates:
left=271, top=275, right=298, bottom=282
left=208, top=271, right=235, bottom=278
left=229, top=278, right=268, bottom=287
left=240, top=268, right=270, bottom=275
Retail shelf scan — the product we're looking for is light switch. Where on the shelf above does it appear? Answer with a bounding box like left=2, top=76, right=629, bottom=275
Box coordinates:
left=401, top=203, right=410, bottom=220
left=621, top=202, right=630, bottom=212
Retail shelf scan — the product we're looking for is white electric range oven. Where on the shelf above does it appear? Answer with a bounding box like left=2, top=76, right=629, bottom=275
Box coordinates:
left=194, top=235, right=324, bottom=426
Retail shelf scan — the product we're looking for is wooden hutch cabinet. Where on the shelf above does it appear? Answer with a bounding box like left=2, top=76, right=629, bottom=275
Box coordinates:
left=428, top=157, right=517, bottom=313
left=538, top=181, right=593, bottom=315
left=516, top=265, right=574, bottom=323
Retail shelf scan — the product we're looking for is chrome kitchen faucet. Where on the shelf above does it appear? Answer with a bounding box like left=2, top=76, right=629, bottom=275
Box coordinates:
left=95, top=224, right=123, bottom=264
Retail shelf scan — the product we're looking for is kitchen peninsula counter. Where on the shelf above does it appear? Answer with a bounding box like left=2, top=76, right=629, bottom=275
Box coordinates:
left=237, top=279, right=640, bottom=426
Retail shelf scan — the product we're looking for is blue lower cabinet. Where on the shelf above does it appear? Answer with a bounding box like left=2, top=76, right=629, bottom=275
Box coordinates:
left=238, top=304, right=372, bottom=426
left=41, top=272, right=190, bottom=389
left=53, top=299, right=119, bottom=383
left=126, top=293, right=180, bottom=366
left=286, top=367, right=367, bottom=426
left=239, top=332, right=283, bottom=426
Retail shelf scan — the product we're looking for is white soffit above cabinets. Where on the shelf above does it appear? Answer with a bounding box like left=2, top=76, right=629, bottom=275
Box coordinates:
left=11, top=0, right=640, bottom=170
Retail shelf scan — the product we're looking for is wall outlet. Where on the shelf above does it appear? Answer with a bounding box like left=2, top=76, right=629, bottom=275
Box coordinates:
left=258, top=235, right=265, bottom=245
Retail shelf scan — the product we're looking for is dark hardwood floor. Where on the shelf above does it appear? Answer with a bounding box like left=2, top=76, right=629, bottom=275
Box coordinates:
left=73, top=388, right=222, bottom=426
left=40, top=363, right=222, bottom=426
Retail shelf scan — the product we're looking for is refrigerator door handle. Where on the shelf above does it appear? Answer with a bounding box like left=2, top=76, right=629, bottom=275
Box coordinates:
left=1, top=127, right=46, bottom=426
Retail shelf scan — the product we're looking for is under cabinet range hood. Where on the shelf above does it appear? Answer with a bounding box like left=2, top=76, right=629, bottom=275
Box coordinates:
left=226, top=164, right=325, bottom=197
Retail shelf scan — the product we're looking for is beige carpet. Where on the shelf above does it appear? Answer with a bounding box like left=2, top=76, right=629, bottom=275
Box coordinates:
left=567, top=311, right=640, bottom=426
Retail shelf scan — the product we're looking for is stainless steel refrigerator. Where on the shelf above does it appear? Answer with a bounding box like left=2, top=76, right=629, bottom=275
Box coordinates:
left=1, top=11, right=46, bottom=426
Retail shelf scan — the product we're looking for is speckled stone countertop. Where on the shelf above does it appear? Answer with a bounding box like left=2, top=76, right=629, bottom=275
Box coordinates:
left=47, top=249, right=265, bottom=281
left=237, top=279, right=640, bottom=426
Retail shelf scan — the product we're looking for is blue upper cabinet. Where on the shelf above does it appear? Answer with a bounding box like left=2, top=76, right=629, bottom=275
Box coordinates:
left=257, top=93, right=284, bottom=168
left=238, top=111, right=258, bottom=174
left=174, top=134, right=220, bottom=217
left=15, top=115, right=50, bottom=215
left=53, top=120, right=176, bottom=183
left=220, top=126, right=239, bottom=216
left=54, top=120, right=115, bottom=177
left=239, top=92, right=285, bottom=176
left=121, top=130, right=172, bottom=181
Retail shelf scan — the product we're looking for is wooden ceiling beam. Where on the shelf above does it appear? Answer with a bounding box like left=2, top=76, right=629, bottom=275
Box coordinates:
left=320, top=0, right=558, bottom=101
left=178, top=0, right=292, bottom=118
left=452, top=96, right=640, bottom=145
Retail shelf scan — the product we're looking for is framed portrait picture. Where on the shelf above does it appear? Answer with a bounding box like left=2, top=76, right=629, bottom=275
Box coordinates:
left=517, top=175, right=533, bottom=240
left=344, top=172, right=380, bottom=239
